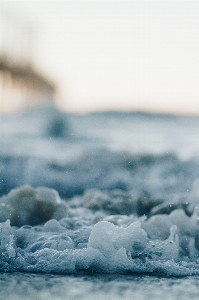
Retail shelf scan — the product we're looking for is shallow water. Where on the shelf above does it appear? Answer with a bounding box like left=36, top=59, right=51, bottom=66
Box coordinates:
left=1, top=272, right=199, bottom=300
left=1, top=107, right=199, bottom=296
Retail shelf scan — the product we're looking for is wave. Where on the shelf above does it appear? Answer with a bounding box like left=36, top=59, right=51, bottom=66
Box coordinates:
left=1, top=152, right=198, bottom=198
left=1, top=107, right=199, bottom=276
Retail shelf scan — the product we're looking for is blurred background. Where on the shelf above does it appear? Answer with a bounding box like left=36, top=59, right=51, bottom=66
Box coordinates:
left=0, top=0, right=199, bottom=114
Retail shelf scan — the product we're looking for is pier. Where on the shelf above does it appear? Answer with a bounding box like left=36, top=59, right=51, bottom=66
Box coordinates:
left=0, top=3, right=57, bottom=113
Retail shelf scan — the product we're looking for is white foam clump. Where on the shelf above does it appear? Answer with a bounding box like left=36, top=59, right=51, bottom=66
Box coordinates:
left=0, top=185, right=68, bottom=226
left=88, top=221, right=148, bottom=257
left=86, top=221, right=180, bottom=271
left=28, top=220, right=182, bottom=274
left=0, top=217, right=197, bottom=275
left=28, top=221, right=149, bottom=274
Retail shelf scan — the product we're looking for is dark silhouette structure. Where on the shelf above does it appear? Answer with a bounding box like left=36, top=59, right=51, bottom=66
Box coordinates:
left=0, top=3, right=57, bottom=112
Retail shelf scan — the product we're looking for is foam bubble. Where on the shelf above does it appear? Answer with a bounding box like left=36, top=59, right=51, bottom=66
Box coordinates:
left=0, top=185, right=68, bottom=226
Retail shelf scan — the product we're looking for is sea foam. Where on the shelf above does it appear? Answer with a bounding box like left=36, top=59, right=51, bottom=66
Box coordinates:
left=0, top=184, right=199, bottom=276
left=1, top=109, right=199, bottom=276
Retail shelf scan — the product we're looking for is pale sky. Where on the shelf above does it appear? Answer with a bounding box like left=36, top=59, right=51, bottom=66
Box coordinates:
left=2, top=1, right=199, bottom=114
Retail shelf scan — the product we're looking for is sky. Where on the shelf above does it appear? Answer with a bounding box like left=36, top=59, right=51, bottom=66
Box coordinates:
left=2, top=0, right=199, bottom=114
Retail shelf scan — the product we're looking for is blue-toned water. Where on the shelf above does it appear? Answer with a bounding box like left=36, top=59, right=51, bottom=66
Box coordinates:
left=1, top=272, right=199, bottom=300
left=1, top=106, right=199, bottom=298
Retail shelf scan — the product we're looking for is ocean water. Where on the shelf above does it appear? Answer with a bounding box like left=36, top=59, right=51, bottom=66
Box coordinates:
left=1, top=273, right=199, bottom=300
left=1, top=106, right=199, bottom=298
